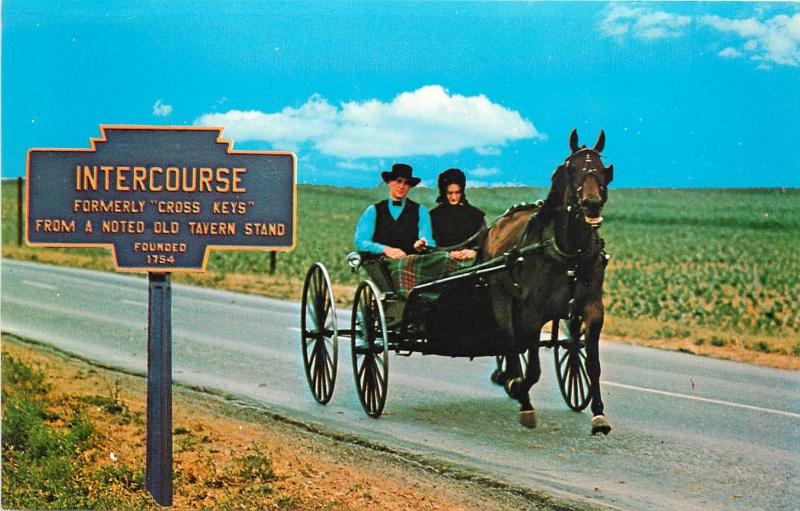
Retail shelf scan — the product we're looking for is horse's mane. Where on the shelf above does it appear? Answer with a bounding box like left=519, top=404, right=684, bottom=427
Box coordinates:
left=515, top=163, right=566, bottom=244
left=540, top=164, right=567, bottom=217
left=479, top=163, right=568, bottom=259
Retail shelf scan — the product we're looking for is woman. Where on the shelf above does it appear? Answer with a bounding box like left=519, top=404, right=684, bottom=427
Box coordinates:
left=430, top=168, right=486, bottom=261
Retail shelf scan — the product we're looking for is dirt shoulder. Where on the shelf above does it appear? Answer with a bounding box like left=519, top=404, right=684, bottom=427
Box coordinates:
left=2, top=334, right=600, bottom=511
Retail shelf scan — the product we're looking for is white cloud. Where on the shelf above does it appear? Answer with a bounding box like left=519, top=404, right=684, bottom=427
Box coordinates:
left=700, top=13, right=800, bottom=67
left=335, top=160, right=375, bottom=171
left=636, top=11, right=693, bottom=40
left=152, top=99, right=173, bottom=117
left=600, top=4, right=691, bottom=40
left=470, top=166, right=500, bottom=177
left=718, top=47, right=742, bottom=58
left=602, top=4, right=800, bottom=68
left=195, top=85, right=540, bottom=158
left=469, top=180, right=525, bottom=188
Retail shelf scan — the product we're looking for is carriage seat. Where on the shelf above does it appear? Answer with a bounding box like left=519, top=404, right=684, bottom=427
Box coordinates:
left=346, top=252, right=397, bottom=293
left=346, top=250, right=474, bottom=298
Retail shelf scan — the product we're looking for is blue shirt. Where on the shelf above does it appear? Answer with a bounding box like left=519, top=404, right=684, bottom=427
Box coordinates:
left=354, top=198, right=436, bottom=254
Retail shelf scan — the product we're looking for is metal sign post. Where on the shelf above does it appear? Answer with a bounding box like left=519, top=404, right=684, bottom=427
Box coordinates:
left=146, top=272, right=172, bottom=506
left=25, top=126, right=297, bottom=507
left=17, top=176, right=24, bottom=246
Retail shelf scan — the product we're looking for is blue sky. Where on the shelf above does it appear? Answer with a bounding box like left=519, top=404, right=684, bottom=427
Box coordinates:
left=3, top=1, right=799, bottom=188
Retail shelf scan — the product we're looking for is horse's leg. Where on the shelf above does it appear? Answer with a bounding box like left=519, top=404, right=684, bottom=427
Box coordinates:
left=584, top=303, right=611, bottom=435
left=506, top=307, right=543, bottom=428
left=504, top=350, right=522, bottom=382
left=488, top=283, right=520, bottom=387
left=510, top=343, right=541, bottom=428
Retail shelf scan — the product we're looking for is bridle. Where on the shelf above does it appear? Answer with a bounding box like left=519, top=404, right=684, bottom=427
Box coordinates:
left=559, top=148, right=609, bottom=226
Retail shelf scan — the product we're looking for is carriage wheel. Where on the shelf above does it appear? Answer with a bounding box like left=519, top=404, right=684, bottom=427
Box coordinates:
left=491, top=352, right=529, bottom=397
left=554, top=318, right=591, bottom=412
left=300, top=263, right=338, bottom=405
left=350, top=280, right=389, bottom=418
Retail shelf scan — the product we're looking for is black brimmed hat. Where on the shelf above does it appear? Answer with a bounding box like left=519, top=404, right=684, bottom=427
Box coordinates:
left=381, top=163, right=421, bottom=187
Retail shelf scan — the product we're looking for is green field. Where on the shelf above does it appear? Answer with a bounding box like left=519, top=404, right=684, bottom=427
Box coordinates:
left=3, top=180, right=799, bottom=359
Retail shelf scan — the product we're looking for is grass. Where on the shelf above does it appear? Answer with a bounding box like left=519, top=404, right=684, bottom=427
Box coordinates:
left=0, top=346, right=298, bottom=510
left=1, top=351, right=141, bottom=510
left=4, top=179, right=799, bottom=364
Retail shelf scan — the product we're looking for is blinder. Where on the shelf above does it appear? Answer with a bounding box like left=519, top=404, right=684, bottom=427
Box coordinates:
left=561, top=148, right=611, bottom=228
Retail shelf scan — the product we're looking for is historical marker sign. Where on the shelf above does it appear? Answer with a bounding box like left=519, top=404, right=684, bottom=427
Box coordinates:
left=26, top=125, right=296, bottom=507
left=26, top=125, right=296, bottom=272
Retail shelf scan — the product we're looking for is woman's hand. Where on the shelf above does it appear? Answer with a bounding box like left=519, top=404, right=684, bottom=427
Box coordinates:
left=450, top=249, right=477, bottom=261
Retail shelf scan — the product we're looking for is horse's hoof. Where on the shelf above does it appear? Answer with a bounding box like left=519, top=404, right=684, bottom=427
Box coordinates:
left=591, top=415, right=611, bottom=436
left=490, top=369, right=506, bottom=386
left=505, top=377, right=524, bottom=399
left=519, top=410, right=538, bottom=429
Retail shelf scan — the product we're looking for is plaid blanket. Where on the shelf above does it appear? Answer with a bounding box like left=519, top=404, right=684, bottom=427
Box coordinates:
left=387, top=251, right=476, bottom=296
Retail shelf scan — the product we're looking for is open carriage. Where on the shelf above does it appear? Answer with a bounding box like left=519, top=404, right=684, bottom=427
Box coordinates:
left=299, top=129, right=614, bottom=434
left=300, top=249, right=593, bottom=417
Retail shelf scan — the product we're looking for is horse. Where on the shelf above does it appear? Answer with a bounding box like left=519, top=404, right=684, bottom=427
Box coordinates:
left=480, top=129, right=614, bottom=435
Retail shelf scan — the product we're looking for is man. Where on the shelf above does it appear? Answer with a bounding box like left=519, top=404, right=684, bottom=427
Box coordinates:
left=430, top=168, right=485, bottom=261
left=354, top=163, right=435, bottom=258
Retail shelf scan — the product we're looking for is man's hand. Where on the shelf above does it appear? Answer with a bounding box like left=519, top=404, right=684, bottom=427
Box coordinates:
left=450, top=248, right=477, bottom=261
left=413, top=238, right=428, bottom=253
left=383, top=246, right=407, bottom=259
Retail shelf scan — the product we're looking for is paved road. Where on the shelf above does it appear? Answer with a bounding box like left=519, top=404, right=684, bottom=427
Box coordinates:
left=2, top=259, right=798, bottom=510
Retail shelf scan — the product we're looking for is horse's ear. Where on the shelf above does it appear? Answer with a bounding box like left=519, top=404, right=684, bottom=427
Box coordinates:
left=605, top=164, right=614, bottom=184
left=569, top=129, right=579, bottom=154
left=593, top=130, right=606, bottom=153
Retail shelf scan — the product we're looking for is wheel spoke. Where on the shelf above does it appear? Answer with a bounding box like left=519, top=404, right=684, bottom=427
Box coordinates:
left=366, top=360, right=376, bottom=410
left=563, top=357, right=573, bottom=397
left=573, top=362, right=582, bottom=406
left=315, top=361, right=323, bottom=397
left=372, top=358, right=383, bottom=408
left=564, top=371, right=573, bottom=404
left=367, top=367, right=376, bottom=411
left=372, top=354, right=384, bottom=382
left=314, top=287, right=327, bottom=327
left=576, top=369, right=587, bottom=404
left=374, top=357, right=386, bottom=393
left=307, top=303, right=318, bottom=330
left=364, top=359, right=373, bottom=395
left=322, top=351, right=331, bottom=390
left=357, top=354, right=368, bottom=381
left=310, top=273, right=320, bottom=322
left=578, top=358, right=590, bottom=391
left=313, top=269, right=323, bottom=303
left=308, top=341, right=320, bottom=368
left=571, top=366, right=580, bottom=406
left=319, top=285, right=331, bottom=324
left=558, top=348, right=569, bottom=368
left=323, top=345, right=335, bottom=376
left=313, top=342, right=322, bottom=376
left=320, top=364, right=328, bottom=398
left=566, top=365, right=573, bottom=404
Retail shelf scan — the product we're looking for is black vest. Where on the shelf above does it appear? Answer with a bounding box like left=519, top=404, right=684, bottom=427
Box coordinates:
left=373, top=199, right=420, bottom=255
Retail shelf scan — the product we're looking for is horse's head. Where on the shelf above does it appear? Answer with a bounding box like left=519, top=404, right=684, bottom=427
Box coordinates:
left=555, top=129, right=614, bottom=228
